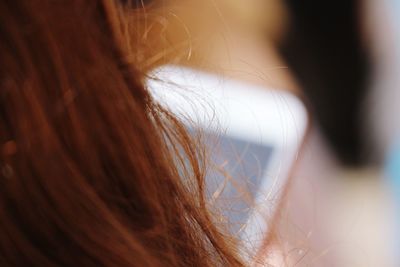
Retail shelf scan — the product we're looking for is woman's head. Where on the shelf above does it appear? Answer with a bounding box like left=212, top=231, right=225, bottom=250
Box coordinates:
left=0, top=1, right=243, bottom=266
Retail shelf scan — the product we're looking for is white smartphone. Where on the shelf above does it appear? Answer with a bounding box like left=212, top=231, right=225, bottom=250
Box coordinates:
left=147, top=65, right=308, bottom=254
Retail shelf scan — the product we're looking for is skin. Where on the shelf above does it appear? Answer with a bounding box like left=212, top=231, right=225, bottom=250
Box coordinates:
left=133, top=0, right=298, bottom=92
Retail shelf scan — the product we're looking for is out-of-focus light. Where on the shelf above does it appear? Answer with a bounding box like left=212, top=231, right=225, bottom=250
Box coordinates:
left=386, top=141, right=400, bottom=185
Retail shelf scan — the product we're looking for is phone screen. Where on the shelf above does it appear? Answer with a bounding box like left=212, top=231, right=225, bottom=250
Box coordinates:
left=201, top=131, right=275, bottom=234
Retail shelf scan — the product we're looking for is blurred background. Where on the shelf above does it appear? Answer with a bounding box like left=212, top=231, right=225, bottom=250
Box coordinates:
left=137, top=0, right=400, bottom=265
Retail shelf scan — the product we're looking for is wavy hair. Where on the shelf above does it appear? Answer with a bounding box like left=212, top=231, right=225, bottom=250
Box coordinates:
left=0, top=1, right=244, bottom=266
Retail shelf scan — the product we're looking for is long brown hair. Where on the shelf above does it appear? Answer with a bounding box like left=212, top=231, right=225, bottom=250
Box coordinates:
left=0, top=1, right=244, bottom=266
